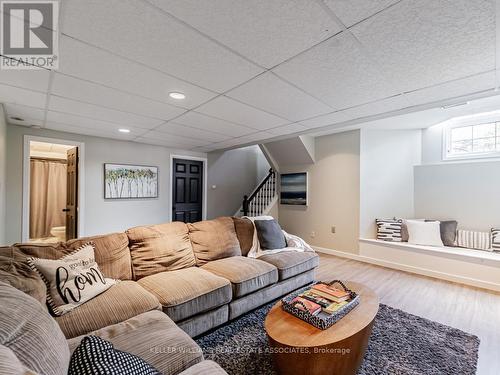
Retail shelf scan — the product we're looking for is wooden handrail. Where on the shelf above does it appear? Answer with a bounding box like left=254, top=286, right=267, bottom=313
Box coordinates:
left=242, top=168, right=275, bottom=216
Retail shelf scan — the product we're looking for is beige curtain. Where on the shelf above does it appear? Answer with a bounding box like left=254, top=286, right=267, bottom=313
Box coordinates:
left=30, top=159, right=67, bottom=239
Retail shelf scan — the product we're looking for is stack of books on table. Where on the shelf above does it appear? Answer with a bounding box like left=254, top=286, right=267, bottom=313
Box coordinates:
left=291, top=283, right=351, bottom=316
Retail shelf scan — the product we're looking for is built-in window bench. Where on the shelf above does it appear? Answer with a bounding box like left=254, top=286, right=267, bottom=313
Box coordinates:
left=356, top=239, right=500, bottom=292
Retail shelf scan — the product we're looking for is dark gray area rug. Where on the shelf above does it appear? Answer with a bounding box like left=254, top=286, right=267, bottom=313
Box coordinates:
left=196, top=303, right=479, bottom=375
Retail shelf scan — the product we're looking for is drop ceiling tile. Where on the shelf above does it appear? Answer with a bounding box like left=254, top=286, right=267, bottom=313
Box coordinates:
left=157, top=122, right=232, bottom=143
left=299, top=111, right=352, bottom=128
left=236, top=131, right=275, bottom=144
left=0, top=69, right=50, bottom=92
left=337, top=94, right=411, bottom=121
left=46, top=111, right=148, bottom=135
left=4, top=103, right=46, bottom=122
left=351, top=0, right=495, bottom=93
left=48, top=96, right=163, bottom=129
left=273, top=32, right=395, bottom=110
left=404, top=71, right=496, bottom=107
left=0, top=84, right=47, bottom=108
left=61, top=0, right=263, bottom=92
left=45, top=121, right=137, bottom=141
left=147, top=0, right=341, bottom=68
left=51, top=73, right=186, bottom=121
left=227, top=72, right=333, bottom=121
left=267, top=123, right=308, bottom=136
left=173, top=111, right=255, bottom=137
left=138, top=130, right=208, bottom=148
left=196, top=96, right=289, bottom=130
left=323, top=0, right=400, bottom=27
left=58, top=37, right=216, bottom=109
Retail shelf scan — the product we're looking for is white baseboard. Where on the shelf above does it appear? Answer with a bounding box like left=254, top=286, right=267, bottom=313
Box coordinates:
left=313, top=245, right=500, bottom=293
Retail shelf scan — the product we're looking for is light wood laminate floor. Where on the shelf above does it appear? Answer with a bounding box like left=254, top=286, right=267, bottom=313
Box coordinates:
left=316, top=253, right=500, bottom=375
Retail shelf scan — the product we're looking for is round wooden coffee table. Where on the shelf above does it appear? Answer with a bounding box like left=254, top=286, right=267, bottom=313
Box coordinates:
left=265, top=281, right=379, bottom=375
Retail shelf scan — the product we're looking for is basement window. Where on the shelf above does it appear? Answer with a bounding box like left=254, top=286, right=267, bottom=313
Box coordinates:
left=444, top=121, right=500, bottom=160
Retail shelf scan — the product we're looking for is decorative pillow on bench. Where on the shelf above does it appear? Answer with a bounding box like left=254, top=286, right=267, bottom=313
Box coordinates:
left=491, top=228, right=500, bottom=251
left=406, top=220, right=443, bottom=247
left=27, top=243, right=116, bottom=316
left=375, top=218, right=403, bottom=242
left=457, top=230, right=491, bottom=251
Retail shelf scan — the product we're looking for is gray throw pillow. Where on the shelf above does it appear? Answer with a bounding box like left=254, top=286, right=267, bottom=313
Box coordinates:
left=425, top=220, right=458, bottom=246
left=254, top=219, right=286, bottom=250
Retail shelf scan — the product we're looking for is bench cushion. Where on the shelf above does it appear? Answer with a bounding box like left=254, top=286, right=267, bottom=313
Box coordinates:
left=188, top=217, right=241, bottom=266
left=138, top=268, right=232, bottom=322
left=68, top=310, right=203, bottom=375
left=202, top=256, right=278, bottom=298
left=258, top=252, right=319, bottom=280
left=55, top=280, right=161, bottom=339
left=126, top=222, right=196, bottom=280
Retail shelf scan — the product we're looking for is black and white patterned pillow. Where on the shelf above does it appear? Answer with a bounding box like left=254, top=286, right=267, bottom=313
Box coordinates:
left=69, top=336, right=160, bottom=375
left=376, top=218, right=403, bottom=242
left=491, top=228, right=500, bottom=251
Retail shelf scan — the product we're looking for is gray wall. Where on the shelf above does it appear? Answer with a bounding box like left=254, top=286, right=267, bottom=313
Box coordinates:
left=5, top=124, right=205, bottom=244
left=414, top=160, right=500, bottom=231
left=360, top=129, right=422, bottom=238
left=278, top=130, right=361, bottom=254
left=0, top=105, right=6, bottom=245
left=421, top=123, right=445, bottom=164
left=207, top=145, right=269, bottom=219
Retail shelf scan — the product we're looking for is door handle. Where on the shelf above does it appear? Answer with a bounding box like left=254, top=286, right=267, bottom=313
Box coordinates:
left=62, top=209, right=70, bottom=212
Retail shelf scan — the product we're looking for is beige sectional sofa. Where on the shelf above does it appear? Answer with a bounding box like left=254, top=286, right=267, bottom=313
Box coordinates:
left=0, top=216, right=319, bottom=374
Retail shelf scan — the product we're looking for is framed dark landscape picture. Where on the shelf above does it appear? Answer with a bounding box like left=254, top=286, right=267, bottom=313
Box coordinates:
left=280, top=172, right=308, bottom=206
left=104, top=163, right=158, bottom=199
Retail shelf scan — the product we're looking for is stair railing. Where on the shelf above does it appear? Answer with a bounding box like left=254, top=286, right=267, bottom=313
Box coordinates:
left=242, top=168, right=276, bottom=217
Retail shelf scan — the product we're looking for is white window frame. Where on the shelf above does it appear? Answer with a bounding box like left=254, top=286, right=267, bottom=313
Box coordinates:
left=442, top=113, right=500, bottom=161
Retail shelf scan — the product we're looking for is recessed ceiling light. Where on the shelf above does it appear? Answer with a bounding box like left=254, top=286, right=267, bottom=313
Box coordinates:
left=10, top=116, right=24, bottom=121
left=169, top=92, right=186, bottom=100
left=118, top=128, right=130, bottom=133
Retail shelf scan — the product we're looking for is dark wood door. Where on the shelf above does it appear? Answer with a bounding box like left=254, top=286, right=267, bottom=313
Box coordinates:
left=65, top=147, right=78, bottom=240
left=172, top=158, right=203, bottom=223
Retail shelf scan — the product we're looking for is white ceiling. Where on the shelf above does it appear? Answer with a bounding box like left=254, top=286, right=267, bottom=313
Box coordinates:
left=0, top=0, right=497, bottom=152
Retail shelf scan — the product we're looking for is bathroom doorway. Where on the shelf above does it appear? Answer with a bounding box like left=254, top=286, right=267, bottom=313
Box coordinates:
left=22, top=136, right=85, bottom=243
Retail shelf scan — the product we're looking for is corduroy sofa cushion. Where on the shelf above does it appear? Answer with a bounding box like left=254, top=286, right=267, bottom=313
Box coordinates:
left=201, top=256, right=278, bottom=298
left=67, top=310, right=204, bottom=375
left=126, top=222, right=196, bottom=280
left=259, top=252, right=319, bottom=280
left=138, top=267, right=232, bottom=322
left=55, top=280, right=161, bottom=339
left=232, top=217, right=254, bottom=256
left=188, top=217, right=241, bottom=266
left=67, top=232, right=132, bottom=280
left=0, top=281, right=70, bottom=375
left=0, top=246, right=47, bottom=305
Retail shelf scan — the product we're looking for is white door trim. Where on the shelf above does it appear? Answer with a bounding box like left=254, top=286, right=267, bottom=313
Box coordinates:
left=169, top=154, right=207, bottom=222
left=22, top=135, right=86, bottom=242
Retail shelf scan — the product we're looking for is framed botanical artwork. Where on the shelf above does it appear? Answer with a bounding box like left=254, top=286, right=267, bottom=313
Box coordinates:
left=104, top=163, right=158, bottom=199
left=280, top=172, right=308, bottom=206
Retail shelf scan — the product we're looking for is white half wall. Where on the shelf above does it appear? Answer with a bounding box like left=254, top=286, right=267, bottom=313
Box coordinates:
left=5, top=125, right=205, bottom=244
left=359, top=129, right=422, bottom=238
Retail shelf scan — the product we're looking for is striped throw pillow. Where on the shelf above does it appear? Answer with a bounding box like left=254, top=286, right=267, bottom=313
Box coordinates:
left=491, top=228, right=500, bottom=251
left=456, top=230, right=491, bottom=251
left=376, top=219, right=403, bottom=242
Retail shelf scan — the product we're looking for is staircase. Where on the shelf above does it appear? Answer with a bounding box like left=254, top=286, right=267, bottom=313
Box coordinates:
left=235, top=168, right=278, bottom=217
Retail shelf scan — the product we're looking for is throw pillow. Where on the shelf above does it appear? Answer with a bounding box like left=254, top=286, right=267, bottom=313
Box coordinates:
left=406, top=220, right=444, bottom=247
left=425, top=220, right=458, bottom=247
left=69, top=336, right=160, bottom=375
left=375, top=218, right=403, bottom=242
left=27, top=243, right=116, bottom=316
left=491, top=228, right=500, bottom=251
left=254, top=219, right=287, bottom=250
left=457, top=230, right=491, bottom=251
left=232, top=217, right=255, bottom=256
